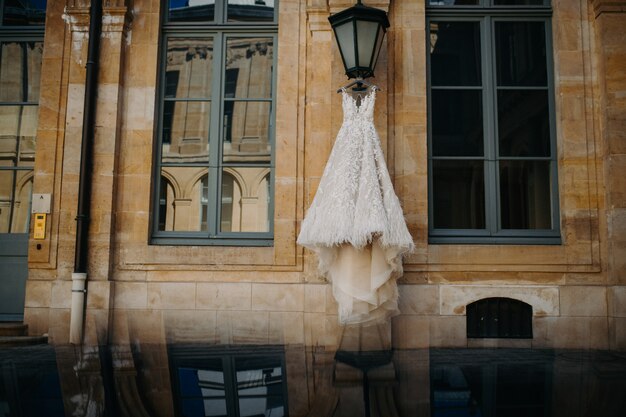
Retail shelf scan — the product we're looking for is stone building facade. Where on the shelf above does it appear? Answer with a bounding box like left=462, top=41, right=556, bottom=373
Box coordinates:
left=0, top=0, right=623, bottom=351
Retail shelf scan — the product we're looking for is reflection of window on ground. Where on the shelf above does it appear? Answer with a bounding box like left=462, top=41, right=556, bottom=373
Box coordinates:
left=431, top=349, right=552, bottom=417
left=171, top=348, right=286, bottom=417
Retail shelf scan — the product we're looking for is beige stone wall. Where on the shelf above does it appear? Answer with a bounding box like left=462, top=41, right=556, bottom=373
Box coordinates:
left=21, top=0, right=623, bottom=349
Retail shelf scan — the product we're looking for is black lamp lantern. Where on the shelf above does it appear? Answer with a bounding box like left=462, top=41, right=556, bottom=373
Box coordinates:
left=328, top=0, right=390, bottom=80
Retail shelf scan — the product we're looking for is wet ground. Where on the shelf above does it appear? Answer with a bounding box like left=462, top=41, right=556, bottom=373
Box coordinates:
left=1, top=344, right=626, bottom=416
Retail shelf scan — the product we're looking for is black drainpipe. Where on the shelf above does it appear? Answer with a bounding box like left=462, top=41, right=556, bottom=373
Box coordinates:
left=75, top=0, right=102, bottom=274
left=70, top=0, right=102, bottom=345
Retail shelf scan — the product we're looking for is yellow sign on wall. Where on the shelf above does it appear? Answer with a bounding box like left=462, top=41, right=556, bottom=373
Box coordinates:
left=33, top=213, right=46, bottom=240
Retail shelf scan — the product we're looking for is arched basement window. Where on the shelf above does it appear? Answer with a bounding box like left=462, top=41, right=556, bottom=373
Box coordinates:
left=466, top=297, right=533, bottom=339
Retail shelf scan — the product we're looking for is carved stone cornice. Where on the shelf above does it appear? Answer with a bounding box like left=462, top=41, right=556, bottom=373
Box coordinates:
left=307, top=0, right=330, bottom=33
left=590, top=0, right=626, bottom=17
left=307, top=0, right=391, bottom=33
left=329, top=0, right=390, bottom=13
left=102, top=6, right=132, bottom=34
left=62, top=5, right=132, bottom=36
left=63, top=6, right=90, bottom=32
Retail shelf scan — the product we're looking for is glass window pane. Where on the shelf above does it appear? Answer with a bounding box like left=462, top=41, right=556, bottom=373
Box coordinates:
left=222, top=101, right=271, bottom=162
left=227, top=0, right=275, bottom=23
left=0, top=170, right=15, bottom=233
left=225, top=37, right=273, bottom=99
left=221, top=169, right=270, bottom=233
left=239, top=398, right=284, bottom=417
left=165, top=38, right=213, bottom=99
left=495, top=21, right=547, bottom=87
left=12, top=172, right=32, bottom=233
left=428, top=0, right=479, bottom=5
left=158, top=168, right=209, bottom=232
left=1, top=42, right=43, bottom=102
left=161, top=101, right=210, bottom=164
left=432, top=160, right=485, bottom=229
left=432, top=90, right=483, bottom=157
left=356, top=20, right=378, bottom=68
left=430, top=21, right=481, bottom=86
left=0, top=105, right=38, bottom=167
left=494, top=0, right=545, bottom=5
left=168, top=0, right=214, bottom=23
left=499, top=160, right=552, bottom=229
left=335, top=22, right=356, bottom=70
left=497, top=90, right=550, bottom=157
left=2, top=0, right=46, bottom=26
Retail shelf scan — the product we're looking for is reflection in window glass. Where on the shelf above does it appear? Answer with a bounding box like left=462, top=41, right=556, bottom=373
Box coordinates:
left=0, top=42, right=43, bottom=102
left=0, top=170, right=14, bottom=233
left=165, top=38, right=214, bottom=99
left=172, top=350, right=286, bottom=417
left=156, top=1, right=275, bottom=241
left=494, top=0, right=545, bottom=5
left=433, top=160, right=485, bottom=229
left=428, top=0, right=479, bottom=5
left=0, top=171, right=32, bottom=233
left=499, top=160, right=551, bottom=229
left=429, top=21, right=481, bottom=87
left=496, top=21, right=547, bottom=87
left=168, top=0, right=215, bottom=22
left=2, top=0, right=47, bottom=26
left=220, top=168, right=270, bottom=233
left=223, top=101, right=271, bottom=162
left=497, top=90, right=550, bottom=157
left=158, top=168, right=209, bottom=232
left=227, top=0, right=275, bottom=22
left=432, top=90, right=483, bottom=157
left=161, top=101, right=210, bottom=164
left=225, top=37, right=273, bottom=99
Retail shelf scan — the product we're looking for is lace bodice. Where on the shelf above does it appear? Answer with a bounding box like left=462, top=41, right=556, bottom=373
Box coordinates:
left=341, top=88, right=377, bottom=122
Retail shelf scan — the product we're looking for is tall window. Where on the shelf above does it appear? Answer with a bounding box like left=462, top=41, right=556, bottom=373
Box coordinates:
left=0, top=0, right=45, bottom=234
left=426, top=0, right=559, bottom=244
left=153, top=0, right=276, bottom=245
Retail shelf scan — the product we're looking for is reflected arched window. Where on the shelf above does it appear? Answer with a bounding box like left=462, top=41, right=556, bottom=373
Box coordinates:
left=220, top=172, right=239, bottom=232
left=200, top=175, right=209, bottom=231
left=158, top=177, right=172, bottom=231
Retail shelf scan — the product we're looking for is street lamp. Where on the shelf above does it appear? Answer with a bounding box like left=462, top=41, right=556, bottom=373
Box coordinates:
left=328, top=0, right=390, bottom=81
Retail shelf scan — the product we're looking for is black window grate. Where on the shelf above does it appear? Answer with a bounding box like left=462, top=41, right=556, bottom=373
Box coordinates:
left=466, top=297, right=533, bottom=339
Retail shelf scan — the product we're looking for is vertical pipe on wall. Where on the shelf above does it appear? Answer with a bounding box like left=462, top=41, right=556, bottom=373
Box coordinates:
left=70, top=0, right=102, bottom=345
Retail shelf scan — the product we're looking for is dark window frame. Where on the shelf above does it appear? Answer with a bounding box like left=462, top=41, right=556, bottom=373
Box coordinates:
left=426, top=1, right=560, bottom=244
left=151, top=0, right=277, bottom=246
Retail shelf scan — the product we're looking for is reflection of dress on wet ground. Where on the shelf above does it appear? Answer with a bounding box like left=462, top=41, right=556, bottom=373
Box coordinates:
left=297, top=88, right=414, bottom=326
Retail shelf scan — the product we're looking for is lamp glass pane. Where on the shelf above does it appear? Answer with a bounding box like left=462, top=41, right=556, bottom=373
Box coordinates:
left=335, top=21, right=356, bottom=70
left=356, top=20, right=379, bottom=68
left=371, top=26, right=385, bottom=74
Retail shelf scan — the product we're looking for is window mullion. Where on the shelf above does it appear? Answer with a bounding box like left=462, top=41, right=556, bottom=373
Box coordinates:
left=207, top=32, right=225, bottom=237
left=483, top=15, right=499, bottom=235
left=545, top=18, right=560, bottom=233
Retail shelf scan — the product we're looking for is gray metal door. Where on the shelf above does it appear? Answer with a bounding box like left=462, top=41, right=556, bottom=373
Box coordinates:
left=0, top=234, right=28, bottom=321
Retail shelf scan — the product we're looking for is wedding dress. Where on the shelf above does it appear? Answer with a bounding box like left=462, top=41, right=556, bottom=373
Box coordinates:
left=297, top=87, right=414, bottom=326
